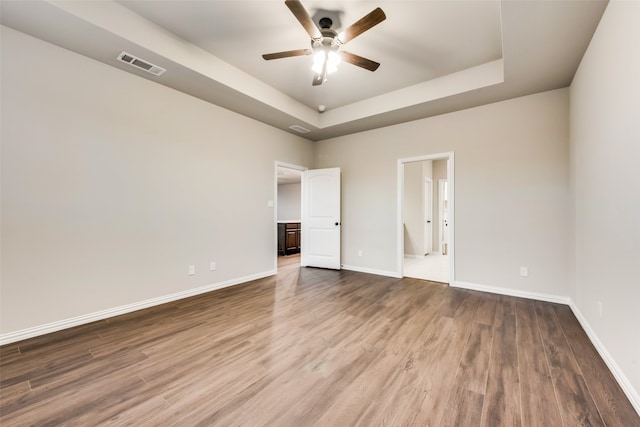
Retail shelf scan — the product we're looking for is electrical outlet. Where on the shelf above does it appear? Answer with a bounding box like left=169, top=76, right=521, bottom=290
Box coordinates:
left=520, top=266, right=528, bottom=277
left=210, top=261, right=216, bottom=271
left=188, top=265, right=195, bottom=276
left=358, top=250, right=363, bottom=257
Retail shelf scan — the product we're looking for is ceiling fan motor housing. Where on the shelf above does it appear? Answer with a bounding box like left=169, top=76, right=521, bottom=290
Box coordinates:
left=313, top=25, right=340, bottom=49
left=319, top=17, right=333, bottom=29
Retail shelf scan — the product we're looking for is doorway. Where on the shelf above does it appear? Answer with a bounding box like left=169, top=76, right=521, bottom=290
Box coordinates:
left=398, top=153, right=454, bottom=284
left=275, top=162, right=305, bottom=271
left=274, top=163, right=342, bottom=272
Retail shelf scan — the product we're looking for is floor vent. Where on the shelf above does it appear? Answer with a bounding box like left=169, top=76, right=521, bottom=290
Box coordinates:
left=117, top=52, right=166, bottom=76
left=289, top=125, right=311, bottom=134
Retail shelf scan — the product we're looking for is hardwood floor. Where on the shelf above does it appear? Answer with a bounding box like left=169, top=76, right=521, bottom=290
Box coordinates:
left=1, top=261, right=638, bottom=426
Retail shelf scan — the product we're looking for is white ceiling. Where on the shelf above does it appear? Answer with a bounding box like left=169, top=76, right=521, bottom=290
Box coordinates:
left=0, top=0, right=608, bottom=141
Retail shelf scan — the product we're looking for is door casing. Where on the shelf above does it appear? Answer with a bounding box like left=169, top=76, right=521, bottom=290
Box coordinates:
left=424, top=177, right=433, bottom=255
left=397, top=153, right=455, bottom=281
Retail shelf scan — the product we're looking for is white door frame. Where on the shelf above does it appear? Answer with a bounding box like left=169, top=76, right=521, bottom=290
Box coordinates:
left=439, top=179, right=448, bottom=253
left=274, top=161, right=307, bottom=271
left=397, top=152, right=455, bottom=282
left=424, top=177, right=433, bottom=255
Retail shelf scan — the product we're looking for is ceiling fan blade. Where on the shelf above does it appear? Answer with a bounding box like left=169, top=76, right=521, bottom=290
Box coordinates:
left=285, top=0, right=321, bottom=39
left=262, top=49, right=312, bottom=60
left=341, top=51, right=380, bottom=71
left=338, top=7, right=386, bottom=44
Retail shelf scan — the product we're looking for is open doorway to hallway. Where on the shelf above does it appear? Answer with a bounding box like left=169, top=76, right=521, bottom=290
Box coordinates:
left=399, top=154, right=454, bottom=284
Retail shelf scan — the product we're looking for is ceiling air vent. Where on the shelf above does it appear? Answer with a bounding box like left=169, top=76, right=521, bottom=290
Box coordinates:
left=117, top=52, right=166, bottom=76
left=289, top=125, right=311, bottom=134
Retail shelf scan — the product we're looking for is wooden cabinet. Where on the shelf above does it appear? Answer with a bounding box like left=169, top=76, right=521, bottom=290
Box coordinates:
left=278, top=222, right=301, bottom=255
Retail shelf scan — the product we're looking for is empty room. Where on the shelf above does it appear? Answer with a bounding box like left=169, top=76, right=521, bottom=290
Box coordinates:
left=1, top=0, right=638, bottom=425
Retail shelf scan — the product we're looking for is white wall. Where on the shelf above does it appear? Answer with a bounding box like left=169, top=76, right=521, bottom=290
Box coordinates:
left=570, top=0, right=640, bottom=401
left=0, top=26, right=314, bottom=335
left=277, top=183, right=301, bottom=221
left=315, top=89, right=572, bottom=296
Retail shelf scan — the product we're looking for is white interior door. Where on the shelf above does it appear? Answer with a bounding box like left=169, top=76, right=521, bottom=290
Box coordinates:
left=424, top=178, right=433, bottom=255
left=301, top=168, right=341, bottom=269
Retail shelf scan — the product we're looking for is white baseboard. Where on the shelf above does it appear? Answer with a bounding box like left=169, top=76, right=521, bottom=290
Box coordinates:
left=404, top=254, right=424, bottom=259
left=451, top=280, right=639, bottom=416
left=0, top=270, right=276, bottom=346
left=568, top=301, right=640, bottom=416
left=452, top=280, right=571, bottom=304
left=341, top=264, right=402, bottom=279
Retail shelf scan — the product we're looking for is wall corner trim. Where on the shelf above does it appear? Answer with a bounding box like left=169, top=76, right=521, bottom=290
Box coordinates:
left=0, top=270, right=276, bottom=346
left=568, top=300, right=640, bottom=416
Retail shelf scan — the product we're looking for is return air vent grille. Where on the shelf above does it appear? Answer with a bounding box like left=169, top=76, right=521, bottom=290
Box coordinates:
left=289, top=125, right=311, bottom=134
left=117, top=52, right=166, bottom=76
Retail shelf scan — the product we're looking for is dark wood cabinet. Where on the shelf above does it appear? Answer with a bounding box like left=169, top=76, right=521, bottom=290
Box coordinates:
left=278, top=222, right=301, bottom=255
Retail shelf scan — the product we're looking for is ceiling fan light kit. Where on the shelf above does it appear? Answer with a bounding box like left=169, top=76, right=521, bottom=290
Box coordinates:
left=312, top=50, right=340, bottom=75
left=262, top=0, right=386, bottom=86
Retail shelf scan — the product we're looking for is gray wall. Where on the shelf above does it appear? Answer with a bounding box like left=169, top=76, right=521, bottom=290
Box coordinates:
left=570, top=0, right=640, bottom=398
left=277, top=183, right=301, bottom=221
left=0, top=26, right=314, bottom=334
left=315, top=89, right=571, bottom=297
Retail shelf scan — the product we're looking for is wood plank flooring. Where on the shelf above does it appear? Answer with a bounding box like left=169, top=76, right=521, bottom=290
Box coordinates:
left=1, top=257, right=638, bottom=426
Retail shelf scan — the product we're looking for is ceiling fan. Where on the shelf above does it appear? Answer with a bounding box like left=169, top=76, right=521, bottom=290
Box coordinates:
left=262, top=0, right=386, bottom=86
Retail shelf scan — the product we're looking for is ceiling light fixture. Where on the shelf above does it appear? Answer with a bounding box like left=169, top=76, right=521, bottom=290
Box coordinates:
left=262, top=3, right=385, bottom=87
left=309, top=16, right=342, bottom=84
left=311, top=49, right=341, bottom=75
